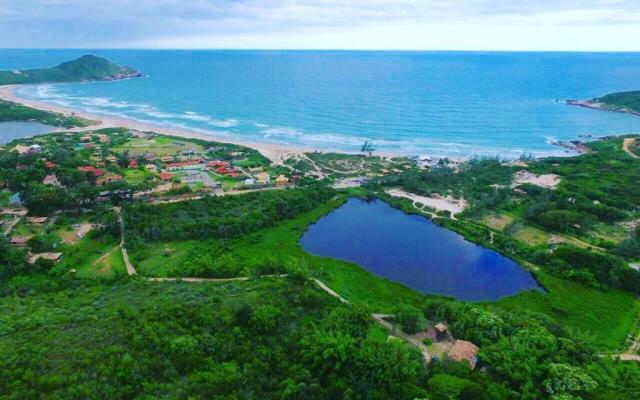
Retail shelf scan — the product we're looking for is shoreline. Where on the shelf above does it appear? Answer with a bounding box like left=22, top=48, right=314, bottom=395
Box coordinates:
left=0, top=84, right=320, bottom=163
left=566, top=99, right=640, bottom=118
left=1, top=82, right=588, bottom=163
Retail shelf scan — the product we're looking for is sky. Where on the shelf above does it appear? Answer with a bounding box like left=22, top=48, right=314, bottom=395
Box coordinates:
left=0, top=0, right=639, bottom=51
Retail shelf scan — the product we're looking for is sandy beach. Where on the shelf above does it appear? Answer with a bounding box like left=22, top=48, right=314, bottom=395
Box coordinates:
left=0, top=84, right=315, bottom=163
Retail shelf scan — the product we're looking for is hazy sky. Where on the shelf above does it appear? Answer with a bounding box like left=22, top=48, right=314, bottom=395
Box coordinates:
left=0, top=0, right=639, bottom=50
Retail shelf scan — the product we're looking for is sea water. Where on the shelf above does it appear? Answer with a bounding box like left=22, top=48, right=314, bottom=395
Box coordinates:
left=3, top=49, right=640, bottom=158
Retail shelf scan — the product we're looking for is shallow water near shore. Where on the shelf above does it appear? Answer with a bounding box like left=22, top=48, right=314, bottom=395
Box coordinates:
left=300, top=198, right=541, bottom=301
left=0, top=121, right=57, bottom=144
left=4, top=50, right=640, bottom=158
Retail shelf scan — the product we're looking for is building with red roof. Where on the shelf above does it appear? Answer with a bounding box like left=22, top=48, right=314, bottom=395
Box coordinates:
left=160, top=171, right=174, bottom=181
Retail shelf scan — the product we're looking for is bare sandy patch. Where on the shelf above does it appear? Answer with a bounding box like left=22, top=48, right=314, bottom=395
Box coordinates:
left=386, top=188, right=467, bottom=217
left=61, top=223, right=93, bottom=244
left=623, top=138, right=639, bottom=159
left=513, top=170, right=561, bottom=189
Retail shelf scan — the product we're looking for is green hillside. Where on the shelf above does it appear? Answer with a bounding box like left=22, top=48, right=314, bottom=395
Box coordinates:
left=0, top=55, right=142, bottom=86
left=595, top=91, right=640, bottom=113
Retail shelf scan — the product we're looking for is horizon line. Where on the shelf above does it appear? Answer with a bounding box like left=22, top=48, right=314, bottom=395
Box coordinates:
left=2, top=48, right=640, bottom=54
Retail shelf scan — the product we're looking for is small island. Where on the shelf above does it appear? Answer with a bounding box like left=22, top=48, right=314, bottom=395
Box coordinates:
left=567, top=90, right=640, bottom=117
left=0, top=55, right=142, bottom=86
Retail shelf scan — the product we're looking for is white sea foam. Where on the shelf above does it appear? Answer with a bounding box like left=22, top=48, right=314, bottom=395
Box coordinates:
left=208, top=118, right=239, bottom=128
left=261, top=127, right=303, bottom=137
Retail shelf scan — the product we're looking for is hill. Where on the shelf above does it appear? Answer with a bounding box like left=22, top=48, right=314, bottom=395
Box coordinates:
left=0, top=55, right=142, bottom=86
left=567, top=90, right=640, bottom=116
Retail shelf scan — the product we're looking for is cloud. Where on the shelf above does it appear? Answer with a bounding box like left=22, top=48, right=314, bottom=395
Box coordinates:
left=0, top=0, right=638, bottom=49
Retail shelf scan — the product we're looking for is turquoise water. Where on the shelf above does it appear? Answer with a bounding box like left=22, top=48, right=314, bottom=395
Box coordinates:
left=0, top=122, right=57, bottom=144
left=300, top=198, right=541, bottom=301
left=3, top=50, right=640, bottom=157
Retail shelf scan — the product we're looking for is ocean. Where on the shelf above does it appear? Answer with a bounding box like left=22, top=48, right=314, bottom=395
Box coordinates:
left=3, top=49, right=640, bottom=157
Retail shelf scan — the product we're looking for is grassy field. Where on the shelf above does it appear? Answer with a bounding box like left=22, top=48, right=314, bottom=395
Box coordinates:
left=56, top=236, right=126, bottom=279
left=123, top=168, right=153, bottom=185
left=125, top=192, right=640, bottom=350
left=112, top=137, right=203, bottom=157
left=497, top=271, right=640, bottom=350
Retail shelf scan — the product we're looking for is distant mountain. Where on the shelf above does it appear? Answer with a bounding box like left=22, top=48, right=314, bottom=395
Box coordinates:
left=0, top=55, right=143, bottom=86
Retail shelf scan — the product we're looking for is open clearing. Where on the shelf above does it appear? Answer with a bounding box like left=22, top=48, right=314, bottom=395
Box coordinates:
left=385, top=188, right=467, bottom=217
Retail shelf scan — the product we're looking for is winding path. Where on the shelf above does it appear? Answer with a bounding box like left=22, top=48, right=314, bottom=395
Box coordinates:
left=115, top=202, right=432, bottom=363
left=623, top=138, right=639, bottom=159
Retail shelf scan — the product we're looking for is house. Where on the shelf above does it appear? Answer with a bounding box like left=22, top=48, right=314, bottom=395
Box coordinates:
left=207, top=160, right=229, bottom=169
left=80, top=135, right=92, bottom=142
left=160, top=171, right=175, bottom=181
left=28, top=144, right=41, bottom=154
left=129, top=160, right=138, bottom=168
left=43, top=174, right=61, bottom=186
left=243, top=178, right=256, bottom=186
left=9, top=192, right=22, bottom=207
left=10, top=236, right=31, bottom=246
left=28, top=252, right=64, bottom=264
left=275, top=175, right=289, bottom=186
left=45, top=161, right=57, bottom=169
left=78, top=166, right=104, bottom=177
left=434, top=323, right=450, bottom=342
left=97, top=135, right=109, bottom=143
left=28, top=216, right=48, bottom=225
left=78, top=166, right=96, bottom=173
left=83, top=143, right=96, bottom=149
left=255, top=172, right=270, bottom=185
left=0, top=208, right=28, bottom=217
left=160, top=156, right=175, bottom=163
left=448, top=340, right=479, bottom=369
left=104, top=174, right=123, bottom=182
left=145, top=164, right=158, bottom=172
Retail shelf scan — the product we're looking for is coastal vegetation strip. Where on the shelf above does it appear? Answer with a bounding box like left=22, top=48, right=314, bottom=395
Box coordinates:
left=0, top=99, right=97, bottom=128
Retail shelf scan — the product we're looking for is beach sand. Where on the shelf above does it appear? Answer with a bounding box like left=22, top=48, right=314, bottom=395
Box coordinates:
left=0, top=84, right=313, bottom=163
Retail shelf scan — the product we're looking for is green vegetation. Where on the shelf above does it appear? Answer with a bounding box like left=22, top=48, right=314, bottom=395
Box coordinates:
left=373, top=136, right=640, bottom=298
left=0, top=100, right=96, bottom=128
left=0, top=277, right=429, bottom=399
left=2, top=124, right=640, bottom=399
left=497, top=272, right=640, bottom=350
left=0, top=55, right=141, bottom=85
left=594, top=91, right=640, bottom=113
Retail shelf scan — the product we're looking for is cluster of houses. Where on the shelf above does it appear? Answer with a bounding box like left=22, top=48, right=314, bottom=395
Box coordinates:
left=1, top=208, right=64, bottom=265
left=416, top=322, right=480, bottom=369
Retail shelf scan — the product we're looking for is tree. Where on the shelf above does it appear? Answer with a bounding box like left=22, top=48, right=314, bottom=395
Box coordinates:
left=543, top=363, right=598, bottom=397
left=396, top=306, right=424, bottom=334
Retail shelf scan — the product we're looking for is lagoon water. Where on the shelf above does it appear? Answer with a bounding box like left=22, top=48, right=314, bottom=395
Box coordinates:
left=2, top=50, right=640, bottom=158
left=0, top=121, right=57, bottom=144
left=300, top=198, right=540, bottom=301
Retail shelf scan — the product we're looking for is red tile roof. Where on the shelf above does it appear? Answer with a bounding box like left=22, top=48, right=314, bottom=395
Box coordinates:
left=160, top=172, right=174, bottom=180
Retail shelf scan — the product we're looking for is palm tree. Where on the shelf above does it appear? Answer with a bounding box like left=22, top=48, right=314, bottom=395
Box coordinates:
left=360, top=141, right=375, bottom=157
